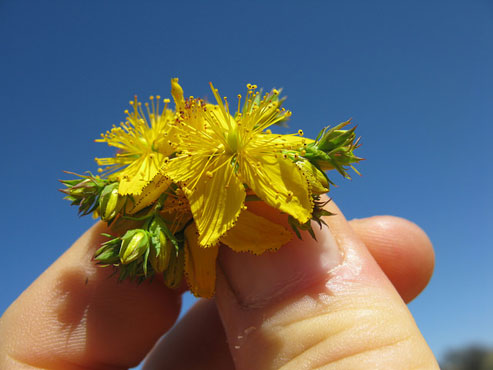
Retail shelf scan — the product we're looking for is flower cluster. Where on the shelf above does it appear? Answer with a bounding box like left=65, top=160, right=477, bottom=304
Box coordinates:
left=61, top=79, right=361, bottom=297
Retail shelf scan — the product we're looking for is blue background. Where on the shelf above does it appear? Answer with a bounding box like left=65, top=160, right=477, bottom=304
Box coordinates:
left=1, top=0, right=492, bottom=365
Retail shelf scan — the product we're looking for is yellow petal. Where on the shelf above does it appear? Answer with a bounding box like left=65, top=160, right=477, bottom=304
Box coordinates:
left=241, top=154, right=312, bottom=223
left=221, top=210, right=292, bottom=254
left=296, top=160, right=329, bottom=194
left=185, top=157, right=246, bottom=247
left=161, top=153, right=208, bottom=184
left=163, top=154, right=246, bottom=246
left=171, top=78, right=185, bottom=111
left=117, top=152, right=165, bottom=195
left=125, top=173, right=171, bottom=214
left=257, top=133, right=314, bottom=150
left=204, top=104, right=235, bottom=133
left=184, top=224, right=219, bottom=298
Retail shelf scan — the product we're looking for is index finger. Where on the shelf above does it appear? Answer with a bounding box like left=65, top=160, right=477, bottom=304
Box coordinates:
left=0, top=222, right=182, bottom=370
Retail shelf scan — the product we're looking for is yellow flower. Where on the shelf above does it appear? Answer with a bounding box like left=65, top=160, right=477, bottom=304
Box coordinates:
left=95, top=94, right=177, bottom=197
left=162, top=82, right=313, bottom=247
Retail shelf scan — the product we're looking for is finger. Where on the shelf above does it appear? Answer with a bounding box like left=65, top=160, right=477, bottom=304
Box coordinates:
left=143, top=214, right=435, bottom=369
left=214, top=201, right=439, bottom=369
left=0, top=222, right=182, bottom=370
left=143, top=299, right=234, bottom=370
left=349, top=216, right=435, bottom=302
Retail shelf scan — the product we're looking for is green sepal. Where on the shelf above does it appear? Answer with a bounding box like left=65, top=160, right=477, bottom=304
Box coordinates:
left=60, top=172, right=108, bottom=216
left=94, top=234, right=121, bottom=265
left=304, top=120, right=362, bottom=180
left=288, top=196, right=335, bottom=240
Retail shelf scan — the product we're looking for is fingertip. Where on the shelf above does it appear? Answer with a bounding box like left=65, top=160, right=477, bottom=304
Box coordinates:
left=350, top=215, right=435, bottom=302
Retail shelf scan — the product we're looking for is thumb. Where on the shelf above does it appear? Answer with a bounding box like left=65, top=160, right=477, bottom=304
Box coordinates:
left=215, top=201, right=438, bottom=370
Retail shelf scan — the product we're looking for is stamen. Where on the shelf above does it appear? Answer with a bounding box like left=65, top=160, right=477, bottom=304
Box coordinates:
left=237, top=94, right=242, bottom=114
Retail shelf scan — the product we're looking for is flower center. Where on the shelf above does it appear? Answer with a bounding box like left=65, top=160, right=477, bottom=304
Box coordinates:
left=225, top=129, right=239, bottom=154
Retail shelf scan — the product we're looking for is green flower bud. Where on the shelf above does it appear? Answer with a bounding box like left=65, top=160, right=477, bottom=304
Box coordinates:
left=60, top=174, right=108, bottom=216
left=94, top=235, right=121, bottom=265
left=150, top=237, right=172, bottom=273
left=164, top=247, right=184, bottom=289
left=99, top=182, right=125, bottom=221
left=119, top=229, right=150, bottom=264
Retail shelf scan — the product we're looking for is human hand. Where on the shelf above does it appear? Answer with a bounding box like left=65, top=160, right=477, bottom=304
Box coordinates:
left=0, top=201, right=438, bottom=369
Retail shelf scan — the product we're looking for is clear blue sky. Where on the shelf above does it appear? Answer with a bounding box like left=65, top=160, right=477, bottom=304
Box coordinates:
left=1, top=0, right=491, bottom=364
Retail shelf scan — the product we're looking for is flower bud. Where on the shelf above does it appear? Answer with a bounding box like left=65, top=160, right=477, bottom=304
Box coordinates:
left=99, top=182, right=125, bottom=221
left=94, top=236, right=121, bottom=265
left=164, top=247, right=185, bottom=289
left=119, top=229, right=150, bottom=264
left=150, top=230, right=172, bottom=273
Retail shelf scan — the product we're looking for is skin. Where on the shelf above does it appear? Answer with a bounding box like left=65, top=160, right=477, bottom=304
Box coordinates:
left=0, top=201, right=438, bottom=369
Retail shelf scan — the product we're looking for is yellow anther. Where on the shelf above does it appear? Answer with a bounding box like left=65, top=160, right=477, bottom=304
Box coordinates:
left=300, top=149, right=307, bottom=156
left=298, top=129, right=304, bottom=136
left=206, top=171, right=213, bottom=178
left=265, top=129, right=272, bottom=134
left=97, top=168, right=103, bottom=173
left=163, top=98, right=170, bottom=103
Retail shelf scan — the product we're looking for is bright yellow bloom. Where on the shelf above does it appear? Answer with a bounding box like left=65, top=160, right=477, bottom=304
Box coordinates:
left=95, top=94, right=177, bottom=197
left=142, top=186, right=293, bottom=297
left=162, top=82, right=313, bottom=247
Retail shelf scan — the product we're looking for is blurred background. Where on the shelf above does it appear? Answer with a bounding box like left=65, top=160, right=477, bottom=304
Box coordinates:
left=1, top=0, right=491, bottom=368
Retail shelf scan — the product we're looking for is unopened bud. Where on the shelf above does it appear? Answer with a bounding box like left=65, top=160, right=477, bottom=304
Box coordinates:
left=164, top=247, right=184, bottom=289
left=99, top=182, right=125, bottom=221
left=69, top=186, right=88, bottom=197
left=63, top=178, right=96, bottom=197
left=150, top=228, right=172, bottom=273
left=119, top=229, right=149, bottom=264
left=151, top=242, right=172, bottom=273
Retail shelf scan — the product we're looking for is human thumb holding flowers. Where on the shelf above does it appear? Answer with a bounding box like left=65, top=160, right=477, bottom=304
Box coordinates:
left=0, top=79, right=437, bottom=369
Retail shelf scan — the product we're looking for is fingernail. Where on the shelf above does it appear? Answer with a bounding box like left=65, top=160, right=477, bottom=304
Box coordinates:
left=218, top=225, right=343, bottom=308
